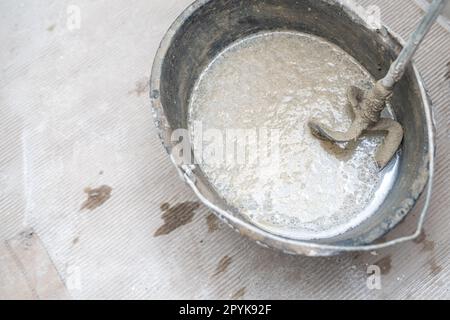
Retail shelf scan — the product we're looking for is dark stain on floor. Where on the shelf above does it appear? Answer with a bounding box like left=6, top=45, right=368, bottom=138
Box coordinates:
left=413, top=230, right=436, bottom=252
left=413, top=230, right=427, bottom=244
left=374, top=235, right=388, bottom=244
left=429, top=257, right=443, bottom=277
left=413, top=229, right=442, bottom=275
left=72, top=237, right=79, bottom=245
left=351, top=252, right=361, bottom=260
left=422, top=239, right=435, bottom=252
left=129, top=78, right=150, bottom=96
left=154, top=202, right=200, bottom=237
left=47, top=24, right=56, bottom=32
left=375, top=255, right=392, bottom=275
left=213, top=255, right=232, bottom=277
left=444, top=61, right=450, bottom=80
left=231, top=287, right=246, bottom=300
left=80, top=185, right=112, bottom=211
left=206, top=213, right=220, bottom=233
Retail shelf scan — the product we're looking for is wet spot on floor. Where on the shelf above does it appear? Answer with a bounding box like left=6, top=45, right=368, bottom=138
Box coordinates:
left=429, top=256, right=443, bottom=277
left=413, top=230, right=426, bottom=244
left=213, top=255, right=232, bottom=276
left=375, top=255, right=392, bottom=275
left=413, top=230, right=442, bottom=277
left=352, top=252, right=361, bottom=260
left=422, top=239, right=436, bottom=252
left=129, top=77, right=149, bottom=96
left=154, top=202, right=200, bottom=237
left=231, top=287, right=246, bottom=300
left=80, top=186, right=112, bottom=211
left=206, top=213, right=220, bottom=233
left=413, top=230, right=435, bottom=252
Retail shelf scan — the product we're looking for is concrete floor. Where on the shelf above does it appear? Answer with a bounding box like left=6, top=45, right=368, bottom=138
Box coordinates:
left=0, top=0, right=449, bottom=299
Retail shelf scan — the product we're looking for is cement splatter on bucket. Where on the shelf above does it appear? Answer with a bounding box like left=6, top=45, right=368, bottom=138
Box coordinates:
left=150, top=0, right=435, bottom=256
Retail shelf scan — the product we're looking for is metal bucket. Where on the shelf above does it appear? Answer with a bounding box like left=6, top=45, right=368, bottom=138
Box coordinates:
left=150, top=0, right=435, bottom=256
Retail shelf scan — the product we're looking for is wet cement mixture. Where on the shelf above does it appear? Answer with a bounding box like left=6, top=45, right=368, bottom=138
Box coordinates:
left=189, top=31, right=399, bottom=240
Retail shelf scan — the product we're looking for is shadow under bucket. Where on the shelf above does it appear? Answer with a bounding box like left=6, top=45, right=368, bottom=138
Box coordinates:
left=150, top=0, right=435, bottom=256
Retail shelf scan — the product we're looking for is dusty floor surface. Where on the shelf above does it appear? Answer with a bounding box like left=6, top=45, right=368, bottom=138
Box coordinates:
left=0, top=0, right=449, bottom=299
